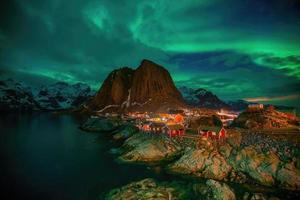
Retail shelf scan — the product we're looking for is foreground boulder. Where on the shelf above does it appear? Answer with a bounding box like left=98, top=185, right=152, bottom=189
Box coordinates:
left=105, top=178, right=192, bottom=200
left=112, top=124, right=139, bottom=140
left=277, top=162, right=300, bottom=190
left=167, top=147, right=232, bottom=180
left=229, top=145, right=300, bottom=189
left=105, top=178, right=237, bottom=200
left=80, top=117, right=120, bottom=132
left=200, top=179, right=236, bottom=200
left=229, top=146, right=280, bottom=186
left=118, top=133, right=182, bottom=163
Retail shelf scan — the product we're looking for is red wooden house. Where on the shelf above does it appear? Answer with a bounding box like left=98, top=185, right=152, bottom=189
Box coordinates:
left=149, top=122, right=166, bottom=133
left=198, top=126, right=226, bottom=141
left=163, top=124, right=185, bottom=137
left=141, top=122, right=152, bottom=132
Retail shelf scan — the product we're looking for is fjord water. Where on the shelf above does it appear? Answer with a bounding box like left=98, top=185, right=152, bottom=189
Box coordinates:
left=0, top=113, right=167, bottom=200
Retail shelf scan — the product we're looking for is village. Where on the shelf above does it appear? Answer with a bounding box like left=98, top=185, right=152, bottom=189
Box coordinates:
left=130, top=110, right=228, bottom=141
left=90, top=103, right=300, bottom=145
left=91, top=107, right=239, bottom=143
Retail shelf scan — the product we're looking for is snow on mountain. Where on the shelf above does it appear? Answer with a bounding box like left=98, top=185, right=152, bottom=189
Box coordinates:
left=0, top=79, right=95, bottom=112
left=179, top=86, right=230, bottom=109
left=0, top=79, right=39, bottom=111
left=35, top=82, right=94, bottom=110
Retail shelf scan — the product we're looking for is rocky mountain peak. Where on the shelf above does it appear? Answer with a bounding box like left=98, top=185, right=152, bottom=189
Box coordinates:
left=88, top=67, right=134, bottom=110
left=130, top=59, right=183, bottom=103
left=87, top=59, right=185, bottom=113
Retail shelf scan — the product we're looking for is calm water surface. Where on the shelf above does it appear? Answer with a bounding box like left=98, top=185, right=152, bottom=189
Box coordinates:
left=0, top=113, right=168, bottom=200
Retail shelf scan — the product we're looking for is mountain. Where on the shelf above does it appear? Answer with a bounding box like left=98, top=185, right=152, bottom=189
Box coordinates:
left=0, top=79, right=39, bottom=111
left=87, top=67, right=134, bottom=112
left=35, top=82, right=94, bottom=110
left=0, top=79, right=94, bottom=112
left=179, top=86, right=230, bottom=109
left=226, top=100, right=250, bottom=111
left=87, top=59, right=186, bottom=113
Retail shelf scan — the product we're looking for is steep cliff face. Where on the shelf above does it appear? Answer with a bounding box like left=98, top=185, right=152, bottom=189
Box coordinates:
left=129, top=60, right=185, bottom=112
left=130, top=60, right=182, bottom=102
left=87, top=59, right=185, bottom=113
left=88, top=67, right=134, bottom=111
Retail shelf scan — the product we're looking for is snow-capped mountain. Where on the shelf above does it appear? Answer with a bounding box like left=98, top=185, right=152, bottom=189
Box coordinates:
left=0, top=79, right=39, bottom=111
left=179, top=86, right=230, bottom=109
left=0, top=79, right=95, bottom=112
left=35, top=82, right=94, bottom=110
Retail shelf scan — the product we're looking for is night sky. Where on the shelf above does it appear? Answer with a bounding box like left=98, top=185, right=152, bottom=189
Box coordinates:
left=1, top=0, right=300, bottom=106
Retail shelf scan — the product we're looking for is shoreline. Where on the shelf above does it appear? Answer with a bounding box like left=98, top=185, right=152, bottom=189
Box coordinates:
left=80, top=116, right=300, bottom=199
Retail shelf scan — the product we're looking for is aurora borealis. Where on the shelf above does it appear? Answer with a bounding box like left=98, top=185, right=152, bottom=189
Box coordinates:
left=1, top=0, right=300, bottom=106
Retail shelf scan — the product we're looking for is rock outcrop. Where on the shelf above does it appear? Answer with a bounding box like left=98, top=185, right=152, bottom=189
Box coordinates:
left=112, top=123, right=139, bottom=140
left=115, top=125, right=300, bottom=190
left=105, top=178, right=237, bottom=200
left=276, top=162, right=300, bottom=189
left=80, top=117, right=121, bottom=132
left=201, top=179, right=236, bottom=200
left=129, top=60, right=185, bottom=112
left=80, top=117, right=300, bottom=192
left=229, top=146, right=280, bottom=186
left=167, top=148, right=232, bottom=180
left=231, top=109, right=299, bottom=129
left=118, top=133, right=182, bottom=163
left=86, top=59, right=186, bottom=113
left=105, top=178, right=193, bottom=200
left=88, top=67, right=134, bottom=112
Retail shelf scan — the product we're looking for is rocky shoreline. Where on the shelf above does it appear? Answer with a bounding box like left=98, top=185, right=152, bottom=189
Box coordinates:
left=81, top=117, right=300, bottom=199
